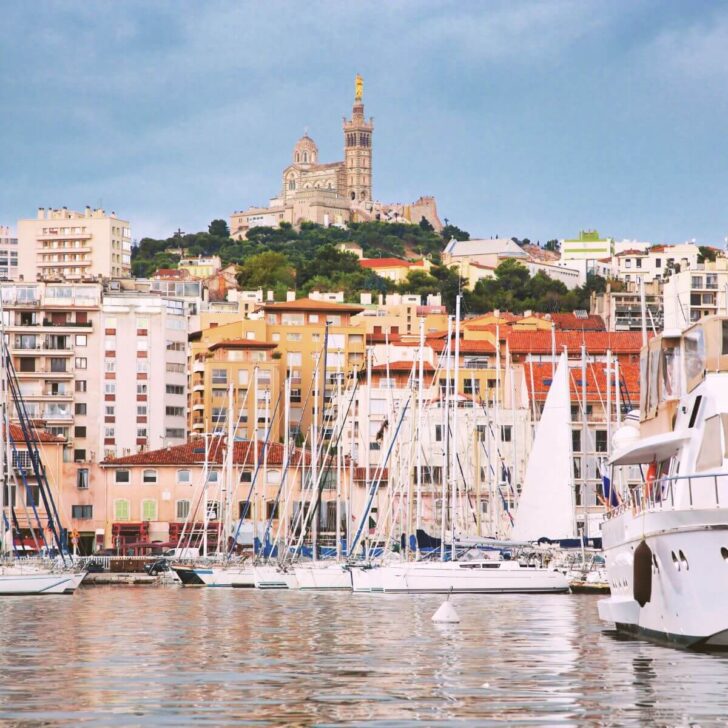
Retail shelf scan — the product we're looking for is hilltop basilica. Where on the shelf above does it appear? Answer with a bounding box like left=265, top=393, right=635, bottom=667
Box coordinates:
left=230, top=76, right=441, bottom=239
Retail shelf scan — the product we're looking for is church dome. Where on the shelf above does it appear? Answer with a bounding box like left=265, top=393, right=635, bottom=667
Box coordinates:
left=293, top=134, right=318, bottom=165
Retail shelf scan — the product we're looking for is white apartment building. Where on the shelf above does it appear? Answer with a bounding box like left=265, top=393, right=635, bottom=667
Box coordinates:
left=1, top=282, right=103, bottom=472
left=18, top=207, right=131, bottom=281
left=0, top=226, right=19, bottom=280
left=99, top=292, right=189, bottom=460
left=615, top=243, right=700, bottom=285
left=663, top=259, right=728, bottom=330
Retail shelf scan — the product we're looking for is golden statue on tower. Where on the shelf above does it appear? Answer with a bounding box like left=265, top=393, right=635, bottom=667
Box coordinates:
left=355, top=73, right=363, bottom=101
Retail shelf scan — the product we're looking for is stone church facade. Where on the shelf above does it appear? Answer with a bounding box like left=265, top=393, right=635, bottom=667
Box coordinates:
left=230, top=77, right=441, bottom=239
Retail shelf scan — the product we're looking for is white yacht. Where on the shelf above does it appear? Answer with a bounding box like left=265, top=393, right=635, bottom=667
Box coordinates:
left=253, top=564, right=299, bottom=589
left=350, top=556, right=569, bottom=594
left=0, top=564, right=86, bottom=595
left=293, top=562, right=352, bottom=590
left=599, top=316, right=728, bottom=648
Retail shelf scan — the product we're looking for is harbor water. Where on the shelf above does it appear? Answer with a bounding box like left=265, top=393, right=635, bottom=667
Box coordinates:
left=1, top=587, right=728, bottom=725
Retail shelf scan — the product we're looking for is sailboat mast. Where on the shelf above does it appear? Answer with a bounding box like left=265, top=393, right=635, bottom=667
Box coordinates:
left=441, top=316, right=452, bottom=561
left=335, top=356, right=342, bottom=560
left=451, top=296, right=461, bottom=560
left=253, top=365, right=259, bottom=554
left=581, top=343, right=588, bottom=541
left=223, top=383, right=234, bottom=554
left=312, top=354, right=319, bottom=562
left=415, top=318, right=425, bottom=556
left=283, top=376, right=290, bottom=551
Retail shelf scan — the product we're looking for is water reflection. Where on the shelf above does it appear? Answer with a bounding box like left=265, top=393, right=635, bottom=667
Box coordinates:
left=0, top=589, right=727, bottom=724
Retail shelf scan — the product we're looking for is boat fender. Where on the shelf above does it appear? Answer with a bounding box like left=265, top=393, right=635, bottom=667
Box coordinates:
left=633, top=539, right=652, bottom=607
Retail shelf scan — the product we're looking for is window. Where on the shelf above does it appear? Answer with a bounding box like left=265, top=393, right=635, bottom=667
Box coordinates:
left=596, top=430, right=608, bottom=453
left=115, top=469, right=130, bottom=484
left=77, top=468, right=89, bottom=489
left=240, top=470, right=252, bottom=483
left=137, top=383, right=148, bottom=395
left=655, top=258, right=662, bottom=269
left=166, top=384, right=184, bottom=395
left=104, top=336, right=116, bottom=351
left=141, top=499, right=158, bottom=521
left=75, top=357, right=87, bottom=369
left=166, top=340, right=185, bottom=351
left=105, top=405, right=115, bottom=417
left=176, top=500, right=190, bottom=520
left=212, top=369, right=227, bottom=385
left=166, top=406, right=184, bottom=417
left=166, top=428, right=185, bottom=438
left=136, top=427, right=147, bottom=438
left=74, top=449, right=86, bottom=462
left=166, top=362, right=185, bottom=374
left=573, top=457, right=582, bottom=480
left=177, top=469, right=191, bottom=484
left=75, top=334, right=87, bottom=347
left=137, top=360, right=149, bottom=374
left=572, top=430, right=581, bottom=453
left=71, top=505, right=92, bottom=519
left=104, top=382, right=116, bottom=395
left=75, top=403, right=87, bottom=415
left=114, top=499, right=130, bottom=521
left=500, top=425, right=512, bottom=442
left=74, top=426, right=87, bottom=438
left=75, top=380, right=87, bottom=393
left=142, top=469, right=157, bottom=484
left=137, top=339, right=149, bottom=352
left=697, top=415, right=723, bottom=471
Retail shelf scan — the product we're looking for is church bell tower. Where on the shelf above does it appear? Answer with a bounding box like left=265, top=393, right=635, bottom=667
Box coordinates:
left=343, top=74, right=373, bottom=203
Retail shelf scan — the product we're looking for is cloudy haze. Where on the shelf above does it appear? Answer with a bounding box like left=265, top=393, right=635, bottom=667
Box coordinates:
left=2, top=0, right=727, bottom=244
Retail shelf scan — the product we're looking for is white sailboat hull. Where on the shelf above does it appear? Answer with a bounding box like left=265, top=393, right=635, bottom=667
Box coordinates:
left=351, top=560, right=569, bottom=594
left=599, top=507, right=728, bottom=648
left=0, top=569, right=85, bottom=595
left=293, top=563, right=352, bottom=590
left=196, top=565, right=256, bottom=588
left=253, top=565, right=299, bottom=589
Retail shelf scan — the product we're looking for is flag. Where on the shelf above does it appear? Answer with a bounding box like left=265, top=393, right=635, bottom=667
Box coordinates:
left=601, top=475, right=619, bottom=508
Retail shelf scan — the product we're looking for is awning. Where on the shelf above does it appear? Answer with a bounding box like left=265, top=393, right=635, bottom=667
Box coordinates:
left=610, top=430, right=689, bottom=466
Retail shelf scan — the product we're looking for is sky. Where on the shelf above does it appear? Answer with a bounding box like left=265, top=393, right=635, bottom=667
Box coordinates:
left=2, top=0, right=728, bottom=246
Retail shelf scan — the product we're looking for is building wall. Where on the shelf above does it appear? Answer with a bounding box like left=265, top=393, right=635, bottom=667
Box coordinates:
left=18, top=207, right=131, bottom=281
left=0, top=225, right=19, bottom=280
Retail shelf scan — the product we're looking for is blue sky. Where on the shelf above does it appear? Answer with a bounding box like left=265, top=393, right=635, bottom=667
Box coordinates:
left=2, top=1, right=728, bottom=245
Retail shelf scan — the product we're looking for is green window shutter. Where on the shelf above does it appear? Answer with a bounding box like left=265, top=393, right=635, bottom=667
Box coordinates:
left=142, top=499, right=157, bottom=521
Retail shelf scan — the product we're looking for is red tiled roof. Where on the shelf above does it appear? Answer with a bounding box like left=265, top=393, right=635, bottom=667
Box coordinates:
left=359, top=258, right=413, bottom=269
left=549, top=313, right=606, bottom=331
left=10, top=423, right=63, bottom=443
left=154, top=268, right=190, bottom=279
left=102, top=439, right=311, bottom=467
left=368, top=361, right=435, bottom=373
left=259, top=297, right=364, bottom=314
left=507, top=331, right=646, bottom=355
left=523, top=362, right=640, bottom=404
left=616, top=249, right=646, bottom=257
left=208, top=339, right=278, bottom=351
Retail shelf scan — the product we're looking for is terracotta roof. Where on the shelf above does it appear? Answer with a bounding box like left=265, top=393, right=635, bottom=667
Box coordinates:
left=9, top=423, right=63, bottom=444
left=508, top=331, right=646, bottom=355
left=523, top=362, right=640, bottom=404
left=616, top=249, right=646, bottom=257
left=154, top=268, right=190, bottom=279
left=549, top=313, right=606, bottom=331
left=102, top=439, right=311, bottom=467
left=259, top=297, right=364, bottom=314
left=359, top=258, right=414, bottom=269
left=368, top=361, right=435, bottom=373
left=208, top=339, right=278, bottom=351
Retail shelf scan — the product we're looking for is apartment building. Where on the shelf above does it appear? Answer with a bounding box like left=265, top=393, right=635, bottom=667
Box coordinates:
left=189, top=297, right=367, bottom=441
left=663, top=258, right=728, bottom=329
left=354, top=292, right=448, bottom=339
left=614, top=243, right=699, bottom=284
left=17, top=207, right=131, bottom=281
left=0, top=226, right=18, bottom=279
left=99, top=292, right=189, bottom=460
left=591, top=281, right=663, bottom=332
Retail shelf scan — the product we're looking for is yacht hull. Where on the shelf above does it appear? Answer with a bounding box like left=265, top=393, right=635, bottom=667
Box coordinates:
left=600, top=508, right=728, bottom=649
left=253, top=565, right=299, bottom=589
left=0, top=570, right=86, bottom=595
left=351, top=561, right=569, bottom=594
left=198, top=565, right=256, bottom=588
left=294, top=564, right=352, bottom=590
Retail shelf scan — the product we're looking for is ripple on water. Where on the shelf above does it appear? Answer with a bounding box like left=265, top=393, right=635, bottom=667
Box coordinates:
left=0, top=588, right=726, bottom=725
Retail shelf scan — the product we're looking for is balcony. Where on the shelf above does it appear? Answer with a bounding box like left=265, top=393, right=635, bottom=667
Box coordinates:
left=37, top=232, right=92, bottom=241
left=193, top=361, right=205, bottom=373
left=37, top=259, right=92, bottom=268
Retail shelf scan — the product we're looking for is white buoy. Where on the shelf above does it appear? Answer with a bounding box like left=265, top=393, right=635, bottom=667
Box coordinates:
left=432, top=600, right=460, bottom=623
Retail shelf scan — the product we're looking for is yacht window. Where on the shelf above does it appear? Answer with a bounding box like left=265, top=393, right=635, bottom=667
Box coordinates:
left=696, top=415, right=723, bottom=471
left=684, top=329, right=705, bottom=383
left=661, top=344, right=681, bottom=399
left=688, top=396, right=702, bottom=428
left=647, top=347, right=660, bottom=415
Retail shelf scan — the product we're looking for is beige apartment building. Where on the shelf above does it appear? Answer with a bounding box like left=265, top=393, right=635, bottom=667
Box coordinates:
left=189, top=298, right=366, bottom=441
left=18, top=207, right=131, bottom=281
left=0, top=225, right=19, bottom=280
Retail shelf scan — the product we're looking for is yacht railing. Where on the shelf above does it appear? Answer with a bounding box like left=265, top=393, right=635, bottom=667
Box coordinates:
left=606, top=472, right=728, bottom=519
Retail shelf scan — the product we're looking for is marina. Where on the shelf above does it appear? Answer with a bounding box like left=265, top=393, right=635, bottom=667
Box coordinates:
left=2, top=587, right=728, bottom=725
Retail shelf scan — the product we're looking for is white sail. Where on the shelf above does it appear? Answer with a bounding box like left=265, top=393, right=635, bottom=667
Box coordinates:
left=511, top=352, right=575, bottom=541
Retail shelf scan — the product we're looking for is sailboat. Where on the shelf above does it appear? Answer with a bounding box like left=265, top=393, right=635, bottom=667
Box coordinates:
left=350, top=299, right=568, bottom=594
left=511, top=351, right=576, bottom=543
